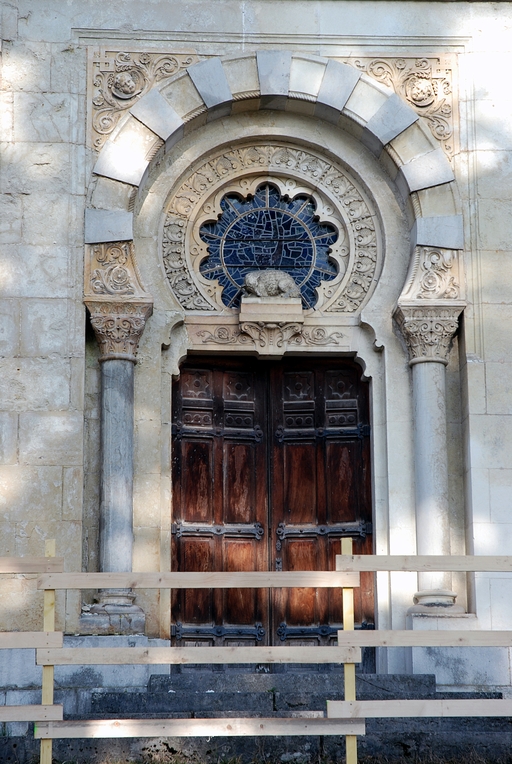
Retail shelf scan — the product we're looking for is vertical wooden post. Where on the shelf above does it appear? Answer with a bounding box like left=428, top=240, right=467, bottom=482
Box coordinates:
left=40, top=540, right=55, bottom=764
left=341, top=537, right=357, bottom=764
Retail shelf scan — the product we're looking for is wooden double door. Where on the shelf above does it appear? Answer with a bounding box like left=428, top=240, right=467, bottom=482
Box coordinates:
left=171, top=357, right=373, bottom=647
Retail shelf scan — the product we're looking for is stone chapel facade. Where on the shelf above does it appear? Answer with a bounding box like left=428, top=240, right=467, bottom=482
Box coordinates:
left=2, top=0, right=512, bottom=726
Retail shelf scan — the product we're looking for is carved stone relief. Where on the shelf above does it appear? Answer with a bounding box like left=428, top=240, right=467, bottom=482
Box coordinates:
left=344, top=55, right=456, bottom=160
left=400, top=246, right=461, bottom=302
left=161, top=143, right=382, bottom=317
left=193, top=321, right=346, bottom=357
left=89, top=49, right=199, bottom=150
left=86, top=301, right=153, bottom=362
left=394, top=305, right=462, bottom=364
left=86, top=241, right=149, bottom=299
left=88, top=51, right=455, bottom=159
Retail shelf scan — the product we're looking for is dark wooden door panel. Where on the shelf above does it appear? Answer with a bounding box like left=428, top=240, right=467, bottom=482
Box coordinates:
left=172, top=357, right=373, bottom=647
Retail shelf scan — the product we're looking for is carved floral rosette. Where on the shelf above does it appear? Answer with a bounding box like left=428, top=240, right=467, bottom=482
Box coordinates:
left=86, top=301, right=153, bottom=362
left=394, top=305, right=463, bottom=365
left=86, top=241, right=149, bottom=299
left=160, top=142, right=382, bottom=317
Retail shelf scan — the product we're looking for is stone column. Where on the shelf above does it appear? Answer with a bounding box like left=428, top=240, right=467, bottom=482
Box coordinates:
left=395, top=305, right=464, bottom=611
left=82, top=300, right=152, bottom=634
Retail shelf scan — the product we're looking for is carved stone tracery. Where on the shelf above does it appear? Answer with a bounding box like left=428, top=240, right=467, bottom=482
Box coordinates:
left=161, top=143, right=381, bottom=317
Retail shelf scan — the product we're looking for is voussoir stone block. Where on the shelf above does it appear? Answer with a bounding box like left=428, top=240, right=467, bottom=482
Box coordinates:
left=93, top=139, right=148, bottom=187
left=130, top=88, right=184, bottom=142
left=289, top=56, right=327, bottom=98
left=362, top=93, right=418, bottom=155
left=412, top=215, right=464, bottom=250
left=315, top=60, right=361, bottom=122
left=399, top=148, right=454, bottom=193
left=344, top=75, right=390, bottom=124
left=257, top=50, right=291, bottom=109
left=84, top=209, right=133, bottom=244
left=187, top=58, right=233, bottom=112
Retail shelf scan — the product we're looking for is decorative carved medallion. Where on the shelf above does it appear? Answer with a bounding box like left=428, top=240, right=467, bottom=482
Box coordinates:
left=161, top=142, right=381, bottom=316
left=89, top=49, right=198, bottom=150
left=394, top=305, right=462, bottom=365
left=401, top=247, right=461, bottom=302
left=86, top=301, right=153, bottom=362
left=350, top=56, right=456, bottom=159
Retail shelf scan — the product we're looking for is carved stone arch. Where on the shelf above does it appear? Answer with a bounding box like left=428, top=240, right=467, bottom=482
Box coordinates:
left=84, top=50, right=463, bottom=299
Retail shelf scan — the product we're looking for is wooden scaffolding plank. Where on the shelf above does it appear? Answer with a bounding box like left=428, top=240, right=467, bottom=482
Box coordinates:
left=335, top=629, right=512, bottom=647
left=35, top=717, right=366, bottom=739
left=37, top=570, right=360, bottom=590
left=0, top=557, right=64, bottom=574
left=0, top=705, right=62, bottom=722
left=0, top=631, right=63, bottom=649
left=37, top=645, right=362, bottom=666
left=336, top=554, right=512, bottom=573
left=327, top=699, right=512, bottom=718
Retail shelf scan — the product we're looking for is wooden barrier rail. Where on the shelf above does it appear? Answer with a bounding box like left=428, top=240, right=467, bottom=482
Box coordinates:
left=5, top=547, right=512, bottom=764
left=0, top=547, right=64, bottom=735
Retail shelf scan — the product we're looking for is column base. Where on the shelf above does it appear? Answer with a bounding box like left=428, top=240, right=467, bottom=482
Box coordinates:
left=79, top=590, right=146, bottom=635
left=408, top=589, right=465, bottom=615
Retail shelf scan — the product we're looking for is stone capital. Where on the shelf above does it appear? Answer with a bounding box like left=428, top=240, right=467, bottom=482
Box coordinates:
left=394, top=303, right=464, bottom=366
left=86, top=300, right=153, bottom=362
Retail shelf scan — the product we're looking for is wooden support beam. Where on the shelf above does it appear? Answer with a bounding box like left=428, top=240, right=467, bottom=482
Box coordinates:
left=35, top=717, right=366, bottom=739
left=341, top=537, right=357, bottom=764
left=336, top=554, right=512, bottom=573
left=336, top=630, right=512, bottom=647
left=40, top=539, right=56, bottom=764
left=0, top=705, right=63, bottom=722
left=327, top=699, right=512, bottom=718
left=0, top=557, right=64, bottom=574
left=37, top=570, right=360, bottom=590
left=0, top=632, right=63, bottom=649
left=37, top=645, right=362, bottom=666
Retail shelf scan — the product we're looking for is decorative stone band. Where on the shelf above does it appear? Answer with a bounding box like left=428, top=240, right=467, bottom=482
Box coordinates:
left=86, top=300, right=153, bottom=363
left=394, top=304, right=464, bottom=366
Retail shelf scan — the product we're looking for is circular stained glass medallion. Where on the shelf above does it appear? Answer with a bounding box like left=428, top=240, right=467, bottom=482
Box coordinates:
left=199, top=184, right=338, bottom=309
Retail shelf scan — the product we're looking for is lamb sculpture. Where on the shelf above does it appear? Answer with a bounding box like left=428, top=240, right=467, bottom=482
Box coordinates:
left=243, top=270, right=301, bottom=299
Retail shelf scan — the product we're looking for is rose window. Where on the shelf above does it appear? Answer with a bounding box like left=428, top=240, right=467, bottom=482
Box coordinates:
left=199, top=183, right=339, bottom=310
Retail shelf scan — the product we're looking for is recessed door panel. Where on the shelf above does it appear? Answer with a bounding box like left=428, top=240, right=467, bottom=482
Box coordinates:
left=172, top=357, right=373, bottom=647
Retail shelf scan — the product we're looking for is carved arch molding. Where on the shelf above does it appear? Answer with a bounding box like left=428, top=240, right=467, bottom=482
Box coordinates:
left=84, top=50, right=465, bottom=359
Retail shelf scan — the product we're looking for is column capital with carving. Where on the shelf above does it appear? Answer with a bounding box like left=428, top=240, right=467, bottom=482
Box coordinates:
left=394, top=303, right=464, bottom=366
left=85, top=300, right=153, bottom=363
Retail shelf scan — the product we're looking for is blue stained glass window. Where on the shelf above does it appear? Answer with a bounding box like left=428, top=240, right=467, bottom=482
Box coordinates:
left=199, top=183, right=338, bottom=309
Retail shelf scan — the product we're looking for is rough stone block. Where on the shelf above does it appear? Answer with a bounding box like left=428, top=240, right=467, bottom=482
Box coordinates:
left=84, top=209, right=133, bottom=244
left=18, top=411, right=83, bottom=466
left=315, top=60, right=361, bottom=122
left=0, top=299, right=19, bottom=355
left=416, top=184, right=459, bottom=218
left=362, top=93, right=418, bottom=155
left=390, top=120, right=439, bottom=165
left=0, top=358, right=70, bottom=410
left=89, top=177, right=134, bottom=213
left=130, top=88, right=184, bottom=141
left=257, top=50, right=291, bottom=109
left=399, top=148, right=454, bottom=193
left=187, top=58, right=233, bottom=110
left=289, top=56, right=326, bottom=97
left=1, top=4, right=18, bottom=41
left=0, top=143, right=70, bottom=195
left=0, top=245, right=71, bottom=298
left=13, top=92, right=74, bottom=143
left=0, top=412, right=18, bottom=465
left=0, top=465, right=62, bottom=524
left=20, top=298, right=69, bottom=356
left=0, top=193, right=21, bottom=243
left=62, top=466, right=84, bottom=521
left=412, top=215, right=464, bottom=249
left=21, top=192, right=70, bottom=246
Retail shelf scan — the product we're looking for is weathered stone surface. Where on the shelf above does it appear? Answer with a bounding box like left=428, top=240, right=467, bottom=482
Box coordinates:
left=18, top=411, right=83, bottom=465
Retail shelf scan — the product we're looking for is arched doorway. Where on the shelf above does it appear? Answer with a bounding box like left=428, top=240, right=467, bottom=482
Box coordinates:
left=171, top=356, right=373, bottom=648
